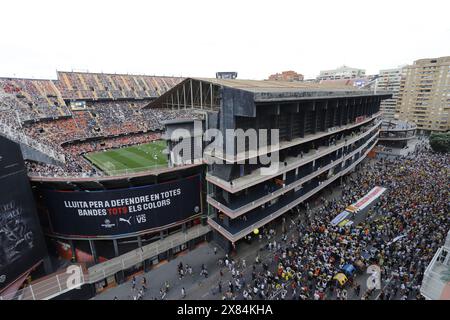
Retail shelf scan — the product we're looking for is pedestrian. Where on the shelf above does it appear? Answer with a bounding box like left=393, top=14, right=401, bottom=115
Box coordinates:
left=355, top=284, right=361, bottom=296
left=342, top=289, right=347, bottom=300
left=181, top=287, right=186, bottom=299
left=142, top=276, right=147, bottom=291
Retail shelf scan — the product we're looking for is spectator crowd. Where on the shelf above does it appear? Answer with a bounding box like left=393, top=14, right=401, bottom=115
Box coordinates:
left=1, top=76, right=199, bottom=177
left=211, top=144, right=448, bottom=300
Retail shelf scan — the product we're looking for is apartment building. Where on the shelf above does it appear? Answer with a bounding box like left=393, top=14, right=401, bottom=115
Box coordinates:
left=317, top=65, right=366, bottom=81
left=268, top=71, right=304, bottom=82
left=377, top=67, right=406, bottom=120
left=397, top=56, right=450, bottom=132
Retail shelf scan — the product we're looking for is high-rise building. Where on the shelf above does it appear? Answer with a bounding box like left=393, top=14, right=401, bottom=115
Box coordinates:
left=317, top=65, right=366, bottom=81
left=268, top=71, right=304, bottom=82
left=377, top=67, right=406, bottom=120
left=397, top=56, right=450, bottom=132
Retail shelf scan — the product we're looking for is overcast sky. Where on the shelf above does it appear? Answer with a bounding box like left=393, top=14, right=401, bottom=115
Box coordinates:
left=0, top=0, right=449, bottom=80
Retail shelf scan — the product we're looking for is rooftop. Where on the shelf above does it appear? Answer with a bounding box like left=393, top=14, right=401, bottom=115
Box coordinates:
left=148, top=77, right=392, bottom=108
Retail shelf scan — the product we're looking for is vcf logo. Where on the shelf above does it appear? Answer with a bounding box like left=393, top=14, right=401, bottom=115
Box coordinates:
left=366, top=265, right=381, bottom=290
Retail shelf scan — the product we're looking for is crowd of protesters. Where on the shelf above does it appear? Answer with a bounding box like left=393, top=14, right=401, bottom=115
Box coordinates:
left=103, top=140, right=448, bottom=301
left=213, top=143, right=449, bottom=300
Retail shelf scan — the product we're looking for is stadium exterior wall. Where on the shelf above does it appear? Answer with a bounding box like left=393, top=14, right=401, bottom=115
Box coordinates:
left=203, top=84, right=390, bottom=253
left=30, top=164, right=209, bottom=274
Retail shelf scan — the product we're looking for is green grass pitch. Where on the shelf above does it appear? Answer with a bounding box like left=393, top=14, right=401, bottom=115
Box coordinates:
left=84, top=140, right=168, bottom=175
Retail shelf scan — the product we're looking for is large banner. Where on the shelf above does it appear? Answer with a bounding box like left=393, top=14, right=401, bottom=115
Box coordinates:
left=41, top=175, right=202, bottom=238
left=352, top=186, right=386, bottom=212
left=330, top=210, right=351, bottom=226
left=0, top=137, right=47, bottom=292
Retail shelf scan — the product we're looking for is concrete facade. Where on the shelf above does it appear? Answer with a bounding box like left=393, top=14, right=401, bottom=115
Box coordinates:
left=317, top=65, right=366, bottom=81
left=377, top=67, right=406, bottom=120
left=397, top=56, right=450, bottom=132
left=268, top=71, right=304, bottom=82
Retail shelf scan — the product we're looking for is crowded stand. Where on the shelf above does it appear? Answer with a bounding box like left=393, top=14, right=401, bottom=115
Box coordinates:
left=25, top=131, right=163, bottom=177
left=0, top=96, right=23, bottom=129
left=0, top=72, right=202, bottom=177
left=209, top=143, right=449, bottom=300
left=20, top=105, right=198, bottom=176
left=55, top=71, right=183, bottom=100
left=22, top=105, right=199, bottom=145
left=62, top=132, right=161, bottom=156
left=0, top=78, right=71, bottom=121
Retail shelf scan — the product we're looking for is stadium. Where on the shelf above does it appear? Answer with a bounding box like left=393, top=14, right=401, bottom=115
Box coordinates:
left=0, top=71, right=211, bottom=298
left=0, top=71, right=448, bottom=302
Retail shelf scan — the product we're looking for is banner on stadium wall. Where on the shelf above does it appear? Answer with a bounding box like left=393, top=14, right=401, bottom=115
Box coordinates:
left=41, top=175, right=202, bottom=238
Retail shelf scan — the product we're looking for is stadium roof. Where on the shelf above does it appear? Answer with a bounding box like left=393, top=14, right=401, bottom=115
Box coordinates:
left=192, top=77, right=357, bottom=92
left=146, top=77, right=392, bottom=109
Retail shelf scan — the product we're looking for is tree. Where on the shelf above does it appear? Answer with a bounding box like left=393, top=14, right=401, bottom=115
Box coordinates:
left=429, top=132, right=450, bottom=153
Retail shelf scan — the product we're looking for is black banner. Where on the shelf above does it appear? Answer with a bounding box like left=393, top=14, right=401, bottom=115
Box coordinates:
left=42, top=175, right=202, bottom=238
left=0, top=137, right=47, bottom=292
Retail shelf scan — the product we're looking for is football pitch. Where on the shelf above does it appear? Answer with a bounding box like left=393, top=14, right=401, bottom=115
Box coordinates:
left=84, top=140, right=168, bottom=175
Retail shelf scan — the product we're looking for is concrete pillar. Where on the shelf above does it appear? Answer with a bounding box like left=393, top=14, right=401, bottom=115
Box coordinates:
left=89, top=240, right=98, bottom=264
left=42, top=256, right=54, bottom=274
left=137, top=236, right=143, bottom=248
left=223, top=215, right=230, bottom=227
left=187, top=239, right=195, bottom=251
left=113, top=239, right=119, bottom=257
left=115, top=270, right=125, bottom=285
left=167, top=249, right=174, bottom=261
left=69, top=239, right=76, bottom=262
left=143, top=259, right=151, bottom=272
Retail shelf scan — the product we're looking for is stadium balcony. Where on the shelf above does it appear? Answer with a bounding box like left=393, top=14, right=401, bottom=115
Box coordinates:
left=379, top=119, right=417, bottom=141
left=28, top=161, right=203, bottom=190
left=378, top=119, right=417, bottom=150
left=206, top=117, right=381, bottom=193
left=207, top=129, right=379, bottom=218
left=204, top=111, right=381, bottom=164
left=207, top=138, right=377, bottom=243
